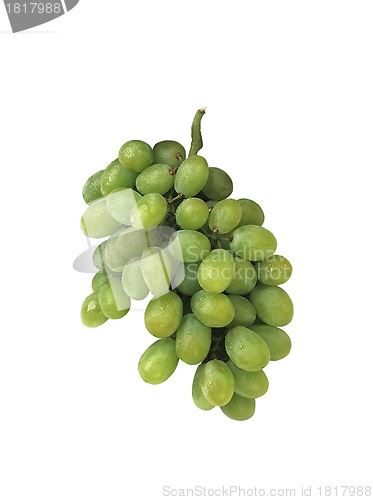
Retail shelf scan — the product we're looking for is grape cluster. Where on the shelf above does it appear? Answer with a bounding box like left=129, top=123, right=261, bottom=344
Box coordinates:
left=79, top=109, right=294, bottom=421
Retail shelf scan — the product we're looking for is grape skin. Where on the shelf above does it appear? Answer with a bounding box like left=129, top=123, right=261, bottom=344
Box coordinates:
left=191, top=290, right=235, bottom=328
left=200, top=360, right=235, bottom=407
left=138, top=338, right=179, bottom=385
left=225, top=326, right=270, bottom=372
left=250, top=324, right=292, bottom=361
left=249, top=283, right=294, bottom=327
left=144, top=291, right=183, bottom=338
left=175, top=314, right=212, bottom=365
left=221, top=393, right=256, bottom=421
left=192, top=364, right=215, bottom=411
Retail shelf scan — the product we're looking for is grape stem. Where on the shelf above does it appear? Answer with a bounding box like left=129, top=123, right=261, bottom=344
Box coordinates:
left=189, top=108, right=206, bottom=157
left=167, top=193, right=184, bottom=204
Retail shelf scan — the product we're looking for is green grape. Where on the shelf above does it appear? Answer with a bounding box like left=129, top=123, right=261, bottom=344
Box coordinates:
left=175, top=313, right=212, bottom=365
left=100, top=159, right=138, bottom=195
left=225, top=326, right=270, bottom=372
left=103, top=227, right=155, bottom=273
left=191, top=290, right=235, bottom=327
left=140, top=247, right=172, bottom=297
left=225, top=258, right=257, bottom=295
left=98, top=277, right=131, bottom=320
left=93, top=241, right=107, bottom=271
left=168, top=230, right=211, bottom=263
left=255, top=255, right=293, bottom=286
left=174, top=155, right=209, bottom=197
left=121, top=257, right=149, bottom=300
left=118, top=140, right=154, bottom=173
left=227, top=360, right=268, bottom=399
left=197, top=249, right=234, bottom=293
left=91, top=272, right=108, bottom=293
left=176, top=198, right=209, bottom=230
left=130, top=193, right=168, bottom=230
left=250, top=324, right=292, bottom=361
left=192, top=364, right=215, bottom=411
left=82, top=170, right=104, bottom=204
left=138, top=338, right=179, bottom=385
left=200, top=360, right=235, bottom=406
left=208, top=199, right=242, bottom=233
left=177, top=262, right=202, bottom=296
left=249, top=283, right=293, bottom=327
left=144, top=291, right=183, bottom=338
left=80, top=293, right=108, bottom=328
left=81, top=198, right=122, bottom=238
left=153, top=140, right=186, bottom=168
left=230, top=225, right=277, bottom=261
left=106, top=188, right=142, bottom=225
left=221, top=393, right=256, bottom=421
left=135, top=164, right=175, bottom=195
left=236, top=199, right=265, bottom=227
left=227, top=295, right=256, bottom=328
left=202, top=167, right=233, bottom=200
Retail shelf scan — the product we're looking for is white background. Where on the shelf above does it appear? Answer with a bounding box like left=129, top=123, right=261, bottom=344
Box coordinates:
left=1, top=1, right=373, bottom=499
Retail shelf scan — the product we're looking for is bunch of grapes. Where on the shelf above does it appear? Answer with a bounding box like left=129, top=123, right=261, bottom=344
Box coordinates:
left=79, top=109, right=294, bottom=421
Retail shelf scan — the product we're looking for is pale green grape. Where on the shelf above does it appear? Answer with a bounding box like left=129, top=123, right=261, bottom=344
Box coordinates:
left=250, top=324, right=292, bottom=360
left=200, top=360, right=234, bottom=406
left=221, top=393, right=256, bottom=421
left=175, top=314, right=212, bottom=365
left=82, top=170, right=104, bottom=204
left=135, top=164, right=174, bottom=195
left=98, top=277, right=131, bottom=319
left=249, top=283, right=293, bottom=327
left=106, top=189, right=142, bottom=225
left=176, top=198, right=209, bottom=230
left=80, top=293, right=108, bottom=328
left=192, top=364, right=215, bottom=411
left=91, top=272, right=108, bottom=293
left=118, top=140, right=154, bottom=173
left=197, top=249, right=234, bottom=293
left=144, top=291, right=183, bottom=338
left=153, top=140, right=186, bottom=168
left=202, top=167, right=233, bottom=200
left=225, top=326, right=270, bottom=372
left=93, top=241, right=107, bottom=271
left=227, top=360, right=268, bottom=398
left=236, top=199, right=265, bottom=227
left=191, top=291, right=235, bottom=327
left=255, top=255, right=293, bottom=286
left=138, top=338, right=179, bottom=385
left=130, top=193, right=168, bottom=230
left=81, top=198, right=122, bottom=238
left=100, top=159, right=138, bottom=195
left=121, top=257, right=149, bottom=300
left=104, top=227, right=154, bottom=273
left=174, top=155, right=209, bottom=197
left=208, top=199, right=242, bottom=233
left=227, top=295, right=256, bottom=328
left=225, top=258, right=257, bottom=295
left=177, top=262, right=202, bottom=296
left=140, top=247, right=172, bottom=297
left=230, top=225, right=277, bottom=261
left=168, top=230, right=211, bottom=263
